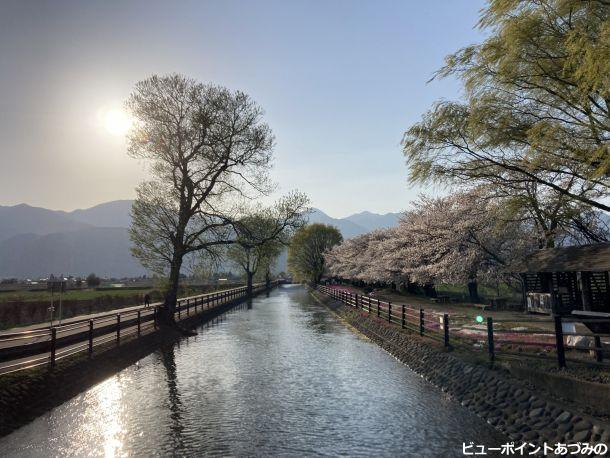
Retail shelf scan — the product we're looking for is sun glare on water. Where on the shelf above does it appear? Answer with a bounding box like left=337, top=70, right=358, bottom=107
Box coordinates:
left=98, top=107, right=132, bottom=136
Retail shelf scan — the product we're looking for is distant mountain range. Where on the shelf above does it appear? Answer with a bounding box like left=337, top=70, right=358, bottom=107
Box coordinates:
left=307, top=208, right=400, bottom=239
left=0, top=201, right=401, bottom=278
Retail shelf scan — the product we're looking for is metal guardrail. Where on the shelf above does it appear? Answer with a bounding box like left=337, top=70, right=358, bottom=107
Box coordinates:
left=318, top=285, right=610, bottom=369
left=0, top=282, right=276, bottom=375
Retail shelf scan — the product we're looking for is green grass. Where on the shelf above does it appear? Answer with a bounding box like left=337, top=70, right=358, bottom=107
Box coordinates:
left=0, top=288, right=151, bottom=303
left=0, top=283, right=240, bottom=304
left=435, top=282, right=522, bottom=302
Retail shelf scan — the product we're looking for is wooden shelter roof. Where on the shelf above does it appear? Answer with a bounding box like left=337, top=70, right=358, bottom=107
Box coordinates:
left=515, top=243, right=610, bottom=273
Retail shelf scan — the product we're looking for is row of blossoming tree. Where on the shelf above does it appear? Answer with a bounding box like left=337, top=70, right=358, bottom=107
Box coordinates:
left=326, top=187, right=607, bottom=303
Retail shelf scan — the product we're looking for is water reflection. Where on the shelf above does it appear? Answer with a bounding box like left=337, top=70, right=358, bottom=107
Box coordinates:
left=0, top=286, right=506, bottom=457
left=158, top=344, right=184, bottom=450
left=97, top=378, right=124, bottom=458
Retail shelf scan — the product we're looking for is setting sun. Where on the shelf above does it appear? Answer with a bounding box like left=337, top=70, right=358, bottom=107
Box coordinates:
left=99, top=107, right=132, bottom=136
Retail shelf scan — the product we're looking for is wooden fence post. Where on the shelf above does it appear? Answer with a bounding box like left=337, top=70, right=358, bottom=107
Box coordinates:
left=137, top=310, right=141, bottom=336
left=443, top=314, right=449, bottom=348
left=594, top=335, right=603, bottom=363
left=50, top=327, right=56, bottom=367
left=187, top=299, right=190, bottom=316
left=487, top=317, right=495, bottom=362
left=116, top=314, right=121, bottom=342
left=419, top=309, right=424, bottom=336
left=88, top=320, right=94, bottom=355
left=554, top=315, right=566, bottom=368
left=377, top=299, right=380, bottom=317
left=388, top=302, right=392, bottom=323
left=401, top=305, right=406, bottom=329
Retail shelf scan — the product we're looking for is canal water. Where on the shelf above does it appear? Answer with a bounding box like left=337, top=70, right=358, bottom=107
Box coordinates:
left=0, top=285, right=505, bottom=457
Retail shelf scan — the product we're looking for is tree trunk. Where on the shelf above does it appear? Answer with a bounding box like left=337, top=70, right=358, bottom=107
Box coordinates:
left=468, top=278, right=480, bottom=303
left=246, top=271, right=254, bottom=296
left=314, top=272, right=323, bottom=285
left=265, top=270, right=271, bottom=290
left=423, top=283, right=437, bottom=298
left=406, top=281, right=418, bottom=294
left=163, top=254, right=183, bottom=323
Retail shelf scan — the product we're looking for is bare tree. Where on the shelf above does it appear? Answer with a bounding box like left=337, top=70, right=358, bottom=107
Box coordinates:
left=127, top=74, right=274, bottom=322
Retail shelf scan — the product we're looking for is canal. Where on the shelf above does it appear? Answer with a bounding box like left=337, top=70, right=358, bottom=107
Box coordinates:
left=0, top=285, right=505, bottom=457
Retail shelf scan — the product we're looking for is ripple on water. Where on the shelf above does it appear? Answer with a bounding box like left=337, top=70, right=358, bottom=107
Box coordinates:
left=0, top=286, right=506, bottom=457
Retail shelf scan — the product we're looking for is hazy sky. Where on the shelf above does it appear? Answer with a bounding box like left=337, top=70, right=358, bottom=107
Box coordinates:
left=0, top=0, right=486, bottom=217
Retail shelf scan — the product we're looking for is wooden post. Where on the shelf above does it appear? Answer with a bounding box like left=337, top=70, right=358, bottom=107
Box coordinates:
left=388, top=302, right=392, bottom=323
left=594, top=335, right=603, bottom=363
left=88, top=320, right=94, bottom=355
left=377, top=299, right=380, bottom=317
left=187, top=299, right=190, bottom=316
left=401, top=305, right=406, bottom=329
left=487, top=317, right=495, bottom=362
left=137, top=310, right=141, bottom=336
left=50, top=327, right=56, bottom=367
left=419, top=308, right=424, bottom=336
left=116, top=314, right=121, bottom=342
left=443, top=314, right=449, bottom=348
left=355, top=294, right=359, bottom=309
left=554, top=315, right=566, bottom=368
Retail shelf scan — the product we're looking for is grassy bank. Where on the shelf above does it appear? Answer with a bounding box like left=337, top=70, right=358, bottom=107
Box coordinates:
left=0, top=288, right=152, bottom=303
left=0, top=284, right=241, bottom=329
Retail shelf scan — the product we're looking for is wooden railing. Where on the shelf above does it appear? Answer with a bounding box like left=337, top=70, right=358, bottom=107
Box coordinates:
left=318, top=285, right=610, bottom=369
left=0, top=281, right=278, bottom=375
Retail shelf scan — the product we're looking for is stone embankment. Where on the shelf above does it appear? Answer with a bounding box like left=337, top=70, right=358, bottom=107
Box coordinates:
left=312, top=290, right=610, bottom=451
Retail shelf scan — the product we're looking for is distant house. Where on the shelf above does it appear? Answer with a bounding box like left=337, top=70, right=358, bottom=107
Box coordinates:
left=516, top=243, right=610, bottom=314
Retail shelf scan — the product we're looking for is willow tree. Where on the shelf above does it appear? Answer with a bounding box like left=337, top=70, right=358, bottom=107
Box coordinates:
left=288, top=224, right=343, bottom=285
left=127, top=74, right=274, bottom=322
left=227, top=193, right=309, bottom=294
left=403, top=0, right=609, bottom=212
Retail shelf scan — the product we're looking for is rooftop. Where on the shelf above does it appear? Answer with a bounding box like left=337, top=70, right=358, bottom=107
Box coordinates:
left=515, top=243, right=610, bottom=273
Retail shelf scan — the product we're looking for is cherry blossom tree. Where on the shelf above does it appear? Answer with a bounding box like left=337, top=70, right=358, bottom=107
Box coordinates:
left=326, top=189, right=538, bottom=302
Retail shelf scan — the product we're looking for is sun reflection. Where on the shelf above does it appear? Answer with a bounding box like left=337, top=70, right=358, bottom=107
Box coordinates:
left=94, top=377, right=125, bottom=458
